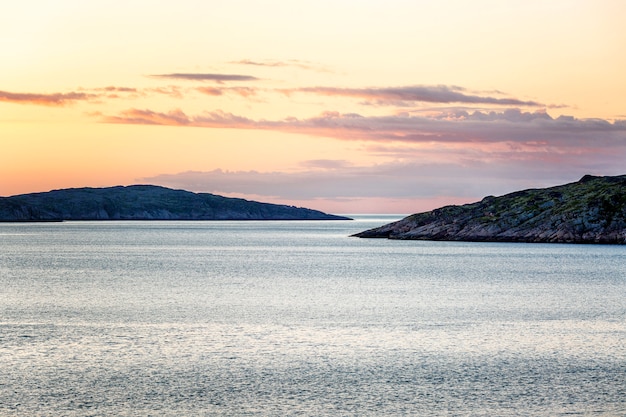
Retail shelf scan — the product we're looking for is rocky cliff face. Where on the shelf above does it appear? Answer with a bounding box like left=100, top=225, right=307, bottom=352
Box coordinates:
left=354, top=175, right=626, bottom=244
left=0, top=185, right=351, bottom=221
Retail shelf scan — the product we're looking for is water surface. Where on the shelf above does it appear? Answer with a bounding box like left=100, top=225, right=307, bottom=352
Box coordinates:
left=1, top=217, right=625, bottom=416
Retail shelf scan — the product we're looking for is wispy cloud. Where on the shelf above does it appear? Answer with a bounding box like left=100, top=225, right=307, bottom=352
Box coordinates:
left=196, top=86, right=258, bottom=98
left=0, top=90, right=95, bottom=106
left=93, top=86, right=138, bottom=93
left=150, top=73, right=259, bottom=82
left=104, top=108, right=193, bottom=126
left=0, top=86, right=165, bottom=106
left=145, top=86, right=185, bottom=98
left=232, top=59, right=332, bottom=72
left=280, top=85, right=543, bottom=107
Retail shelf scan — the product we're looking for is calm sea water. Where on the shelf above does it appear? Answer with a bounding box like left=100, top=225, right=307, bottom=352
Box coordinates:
left=1, top=216, right=625, bottom=416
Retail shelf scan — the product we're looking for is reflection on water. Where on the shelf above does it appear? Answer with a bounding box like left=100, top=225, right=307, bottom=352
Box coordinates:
left=1, top=218, right=625, bottom=416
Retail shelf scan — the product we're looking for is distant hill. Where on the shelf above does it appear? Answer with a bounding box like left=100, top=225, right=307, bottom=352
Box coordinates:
left=354, top=175, right=626, bottom=244
left=0, top=185, right=351, bottom=221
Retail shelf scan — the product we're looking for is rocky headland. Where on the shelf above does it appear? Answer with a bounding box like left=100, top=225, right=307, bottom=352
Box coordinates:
left=0, top=185, right=351, bottom=221
left=353, top=175, right=626, bottom=244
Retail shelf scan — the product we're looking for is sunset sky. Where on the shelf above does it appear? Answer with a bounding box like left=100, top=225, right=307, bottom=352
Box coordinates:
left=2, top=0, right=626, bottom=214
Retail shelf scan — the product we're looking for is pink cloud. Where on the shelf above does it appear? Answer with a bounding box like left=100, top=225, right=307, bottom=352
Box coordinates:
left=103, top=108, right=254, bottom=127
left=116, top=105, right=626, bottom=212
left=0, top=90, right=95, bottom=106
left=196, top=86, right=258, bottom=98
left=140, top=149, right=623, bottom=202
left=231, top=59, right=332, bottom=73
left=145, top=86, right=184, bottom=98
left=103, top=107, right=626, bottom=150
left=104, top=108, right=193, bottom=126
left=94, top=86, right=138, bottom=93
left=279, top=85, right=543, bottom=107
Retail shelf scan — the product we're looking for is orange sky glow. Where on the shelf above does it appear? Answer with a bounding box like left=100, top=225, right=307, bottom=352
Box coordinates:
left=2, top=0, right=626, bottom=214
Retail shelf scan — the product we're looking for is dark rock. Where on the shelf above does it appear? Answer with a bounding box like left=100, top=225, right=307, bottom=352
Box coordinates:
left=353, top=175, right=626, bottom=244
left=0, top=185, right=351, bottom=222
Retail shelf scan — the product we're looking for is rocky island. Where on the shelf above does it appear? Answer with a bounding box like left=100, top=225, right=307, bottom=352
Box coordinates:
left=0, top=185, right=351, bottom=221
left=354, top=175, right=626, bottom=244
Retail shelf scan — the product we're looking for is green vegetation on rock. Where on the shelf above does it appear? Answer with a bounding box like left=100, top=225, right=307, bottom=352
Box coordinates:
left=354, top=175, right=626, bottom=244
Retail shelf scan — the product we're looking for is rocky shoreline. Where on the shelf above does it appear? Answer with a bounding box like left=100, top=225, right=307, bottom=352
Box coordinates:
left=353, top=175, right=626, bottom=244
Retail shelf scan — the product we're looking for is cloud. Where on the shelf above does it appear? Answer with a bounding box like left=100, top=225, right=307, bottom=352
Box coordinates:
left=104, top=108, right=252, bottom=127
left=104, top=108, right=194, bottom=126
left=103, top=107, right=626, bottom=149
left=0, top=85, right=169, bottom=106
left=87, top=86, right=144, bottom=100
left=94, top=86, right=138, bottom=93
left=110, top=95, right=625, bottom=212
left=109, top=105, right=626, bottom=211
left=140, top=150, right=623, bottom=204
left=150, top=73, right=259, bottom=82
left=145, top=86, right=185, bottom=98
left=196, top=86, right=258, bottom=97
left=140, top=162, right=624, bottom=214
left=232, top=59, right=332, bottom=72
left=141, top=165, right=479, bottom=200
left=279, top=85, right=543, bottom=107
left=0, top=90, right=95, bottom=106
left=300, top=159, right=352, bottom=169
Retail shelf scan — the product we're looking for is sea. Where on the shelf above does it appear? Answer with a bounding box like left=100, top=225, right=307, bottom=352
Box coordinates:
left=1, top=216, right=625, bottom=416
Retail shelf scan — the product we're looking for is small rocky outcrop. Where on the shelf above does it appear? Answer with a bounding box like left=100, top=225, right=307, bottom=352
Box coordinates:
left=0, top=185, right=351, bottom=221
left=353, top=175, right=626, bottom=244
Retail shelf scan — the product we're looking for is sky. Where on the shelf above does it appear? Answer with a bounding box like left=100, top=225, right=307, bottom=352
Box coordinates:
left=2, top=0, right=626, bottom=214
